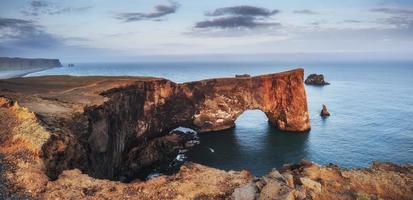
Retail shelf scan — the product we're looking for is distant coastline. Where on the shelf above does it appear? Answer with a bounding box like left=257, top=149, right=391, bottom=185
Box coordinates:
left=0, top=57, right=62, bottom=79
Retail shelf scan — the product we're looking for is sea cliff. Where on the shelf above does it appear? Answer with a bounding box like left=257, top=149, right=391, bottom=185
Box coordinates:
left=0, top=57, right=62, bottom=79
left=0, top=69, right=411, bottom=199
left=0, top=57, right=62, bottom=70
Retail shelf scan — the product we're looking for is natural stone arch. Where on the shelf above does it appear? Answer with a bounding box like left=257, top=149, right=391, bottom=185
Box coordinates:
left=186, top=69, right=311, bottom=132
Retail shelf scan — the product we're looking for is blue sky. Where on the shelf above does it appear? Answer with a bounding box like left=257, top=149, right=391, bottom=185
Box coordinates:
left=0, top=0, right=412, bottom=62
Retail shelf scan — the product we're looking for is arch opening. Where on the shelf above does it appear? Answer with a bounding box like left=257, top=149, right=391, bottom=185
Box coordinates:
left=234, top=109, right=270, bottom=129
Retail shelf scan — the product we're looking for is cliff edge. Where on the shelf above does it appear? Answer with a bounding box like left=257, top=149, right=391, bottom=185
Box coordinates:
left=0, top=69, right=412, bottom=199
left=0, top=69, right=310, bottom=181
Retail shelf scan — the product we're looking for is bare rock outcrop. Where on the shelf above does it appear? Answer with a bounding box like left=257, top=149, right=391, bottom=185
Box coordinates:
left=234, top=160, right=413, bottom=200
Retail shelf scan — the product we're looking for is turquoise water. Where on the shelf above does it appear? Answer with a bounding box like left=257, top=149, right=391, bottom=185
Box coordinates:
left=28, top=61, right=413, bottom=175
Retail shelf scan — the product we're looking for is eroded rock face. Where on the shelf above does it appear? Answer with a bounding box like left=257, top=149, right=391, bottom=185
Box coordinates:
left=0, top=69, right=310, bottom=180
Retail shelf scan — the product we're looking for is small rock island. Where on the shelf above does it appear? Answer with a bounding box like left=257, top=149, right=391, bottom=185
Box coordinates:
left=305, top=74, right=330, bottom=85
left=320, top=104, right=331, bottom=117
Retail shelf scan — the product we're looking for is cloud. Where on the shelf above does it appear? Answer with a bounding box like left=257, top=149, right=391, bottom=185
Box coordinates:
left=47, top=6, right=92, bottom=15
left=206, top=6, right=279, bottom=17
left=342, top=20, right=362, bottom=23
left=195, top=5, right=280, bottom=29
left=371, top=8, right=413, bottom=15
left=371, top=7, right=413, bottom=32
left=31, top=0, right=48, bottom=8
left=293, top=9, right=317, bottom=15
left=22, top=0, right=92, bottom=16
left=195, top=16, right=280, bottom=29
left=0, top=17, right=61, bottom=48
left=116, top=1, right=180, bottom=22
left=380, top=16, right=413, bottom=28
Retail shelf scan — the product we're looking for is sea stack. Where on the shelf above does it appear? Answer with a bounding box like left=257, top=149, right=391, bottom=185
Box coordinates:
left=305, top=74, right=329, bottom=85
left=320, top=104, right=330, bottom=117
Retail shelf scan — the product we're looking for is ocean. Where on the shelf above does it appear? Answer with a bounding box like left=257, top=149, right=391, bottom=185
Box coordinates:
left=20, top=61, right=413, bottom=175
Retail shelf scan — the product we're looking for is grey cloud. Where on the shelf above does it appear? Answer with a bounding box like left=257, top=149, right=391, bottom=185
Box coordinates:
left=195, top=16, right=280, bottom=29
left=380, top=16, right=413, bottom=27
left=47, top=6, right=92, bottom=15
left=31, top=0, right=48, bottom=8
left=293, top=9, right=317, bottom=15
left=22, top=0, right=92, bottom=16
left=195, top=5, right=280, bottom=29
left=206, top=6, right=279, bottom=17
left=116, top=1, right=179, bottom=22
left=371, top=8, right=413, bottom=15
left=342, top=20, right=362, bottom=23
left=372, top=7, right=413, bottom=33
left=0, top=18, right=61, bottom=48
left=0, top=18, right=32, bottom=28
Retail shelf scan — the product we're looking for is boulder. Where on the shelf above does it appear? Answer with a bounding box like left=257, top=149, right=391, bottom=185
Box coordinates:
left=232, top=182, right=258, bottom=200
left=299, top=177, right=322, bottom=197
left=258, top=180, right=294, bottom=200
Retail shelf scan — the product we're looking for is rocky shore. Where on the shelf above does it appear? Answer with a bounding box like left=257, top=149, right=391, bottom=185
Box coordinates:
left=0, top=69, right=412, bottom=199
left=1, top=129, right=412, bottom=200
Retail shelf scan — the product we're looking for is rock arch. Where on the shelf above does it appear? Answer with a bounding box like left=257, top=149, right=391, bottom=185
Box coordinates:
left=185, top=69, right=311, bottom=132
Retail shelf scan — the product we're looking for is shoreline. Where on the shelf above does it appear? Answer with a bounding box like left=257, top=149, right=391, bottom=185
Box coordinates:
left=0, top=67, right=56, bottom=80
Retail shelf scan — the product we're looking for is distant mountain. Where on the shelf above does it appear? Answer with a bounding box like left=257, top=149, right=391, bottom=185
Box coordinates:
left=0, top=57, right=62, bottom=71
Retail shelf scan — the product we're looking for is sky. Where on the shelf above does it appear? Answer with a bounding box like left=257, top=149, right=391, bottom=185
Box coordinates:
left=0, top=0, right=413, bottom=62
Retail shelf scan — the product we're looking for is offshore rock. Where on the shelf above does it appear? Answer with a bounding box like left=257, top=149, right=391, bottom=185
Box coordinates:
left=305, top=74, right=330, bottom=85
left=320, top=104, right=330, bottom=117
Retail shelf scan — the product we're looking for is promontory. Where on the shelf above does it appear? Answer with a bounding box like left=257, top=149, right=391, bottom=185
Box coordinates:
left=1, top=68, right=412, bottom=199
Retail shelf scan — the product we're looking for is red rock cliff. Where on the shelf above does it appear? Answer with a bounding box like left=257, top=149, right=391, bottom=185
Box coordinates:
left=184, top=68, right=310, bottom=132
